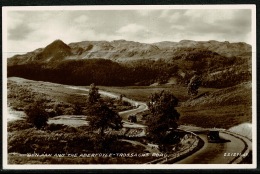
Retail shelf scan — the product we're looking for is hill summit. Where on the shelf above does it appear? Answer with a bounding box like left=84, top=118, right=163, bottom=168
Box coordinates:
left=44, top=39, right=71, bottom=53
left=37, top=39, right=72, bottom=62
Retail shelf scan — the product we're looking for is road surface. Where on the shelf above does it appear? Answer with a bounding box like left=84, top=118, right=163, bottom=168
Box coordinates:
left=66, top=86, right=148, bottom=117
left=176, top=132, right=248, bottom=164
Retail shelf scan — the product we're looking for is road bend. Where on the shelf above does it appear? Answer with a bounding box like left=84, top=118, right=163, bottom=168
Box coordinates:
left=175, top=132, right=248, bottom=164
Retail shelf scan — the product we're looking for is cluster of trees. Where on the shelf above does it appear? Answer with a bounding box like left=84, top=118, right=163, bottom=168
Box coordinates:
left=7, top=59, right=182, bottom=86
left=124, top=59, right=179, bottom=85
left=8, top=59, right=129, bottom=86
left=8, top=57, right=250, bottom=88
left=146, top=90, right=180, bottom=145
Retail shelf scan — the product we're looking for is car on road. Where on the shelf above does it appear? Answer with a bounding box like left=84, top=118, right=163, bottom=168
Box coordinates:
left=207, top=130, right=221, bottom=143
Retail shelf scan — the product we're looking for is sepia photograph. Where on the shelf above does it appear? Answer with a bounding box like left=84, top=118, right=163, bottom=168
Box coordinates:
left=2, top=5, right=256, bottom=169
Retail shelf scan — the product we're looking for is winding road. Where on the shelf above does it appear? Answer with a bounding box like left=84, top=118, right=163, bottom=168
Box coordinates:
left=64, top=85, right=252, bottom=164
left=65, top=86, right=148, bottom=127
left=8, top=84, right=252, bottom=164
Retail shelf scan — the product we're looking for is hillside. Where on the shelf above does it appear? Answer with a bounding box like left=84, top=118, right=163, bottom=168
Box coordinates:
left=7, top=39, right=252, bottom=88
left=154, top=40, right=251, bottom=58
left=182, top=82, right=251, bottom=107
left=178, top=82, right=252, bottom=129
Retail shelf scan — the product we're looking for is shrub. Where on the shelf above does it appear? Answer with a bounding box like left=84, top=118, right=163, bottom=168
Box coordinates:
left=72, top=102, right=84, bottom=115
left=24, top=99, right=49, bottom=129
left=45, top=123, right=67, bottom=132
left=8, top=120, right=33, bottom=132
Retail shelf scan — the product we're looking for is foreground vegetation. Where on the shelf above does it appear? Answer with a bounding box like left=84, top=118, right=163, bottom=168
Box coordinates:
left=8, top=121, right=157, bottom=164
left=8, top=154, right=156, bottom=164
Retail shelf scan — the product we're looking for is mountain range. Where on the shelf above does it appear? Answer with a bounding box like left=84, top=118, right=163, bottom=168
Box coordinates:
left=7, top=39, right=251, bottom=66
left=7, top=39, right=252, bottom=87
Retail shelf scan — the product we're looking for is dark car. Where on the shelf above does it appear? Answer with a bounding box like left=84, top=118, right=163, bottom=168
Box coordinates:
left=207, top=130, right=221, bottom=143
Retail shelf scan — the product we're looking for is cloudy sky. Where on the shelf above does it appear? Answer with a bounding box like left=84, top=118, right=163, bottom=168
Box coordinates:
left=4, top=7, right=252, bottom=57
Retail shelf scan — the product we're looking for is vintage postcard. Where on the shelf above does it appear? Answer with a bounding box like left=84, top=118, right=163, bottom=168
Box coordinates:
left=2, top=5, right=256, bottom=169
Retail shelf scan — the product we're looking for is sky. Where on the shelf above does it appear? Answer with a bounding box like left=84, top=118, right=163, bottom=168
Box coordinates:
left=4, top=7, right=253, bottom=57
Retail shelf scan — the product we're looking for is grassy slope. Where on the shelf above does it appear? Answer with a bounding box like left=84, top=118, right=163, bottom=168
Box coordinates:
left=8, top=77, right=88, bottom=111
left=178, top=82, right=251, bottom=129
left=9, top=77, right=88, bottom=99
left=178, top=105, right=251, bottom=129
left=8, top=77, right=133, bottom=116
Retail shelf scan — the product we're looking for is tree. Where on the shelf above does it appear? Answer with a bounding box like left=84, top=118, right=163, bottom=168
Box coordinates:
left=119, top=94, right=125, bottom=104
left=88, top=83, right=100, bottom=103
left=73, top=102, right=84, bottom=115
left=88, top=101, right=123, bottom=136
left=187, top=74, right=202, bottom=96
left=24, top=99, right=49, bottom=129
left=147, top=90, right=180, bottom=143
